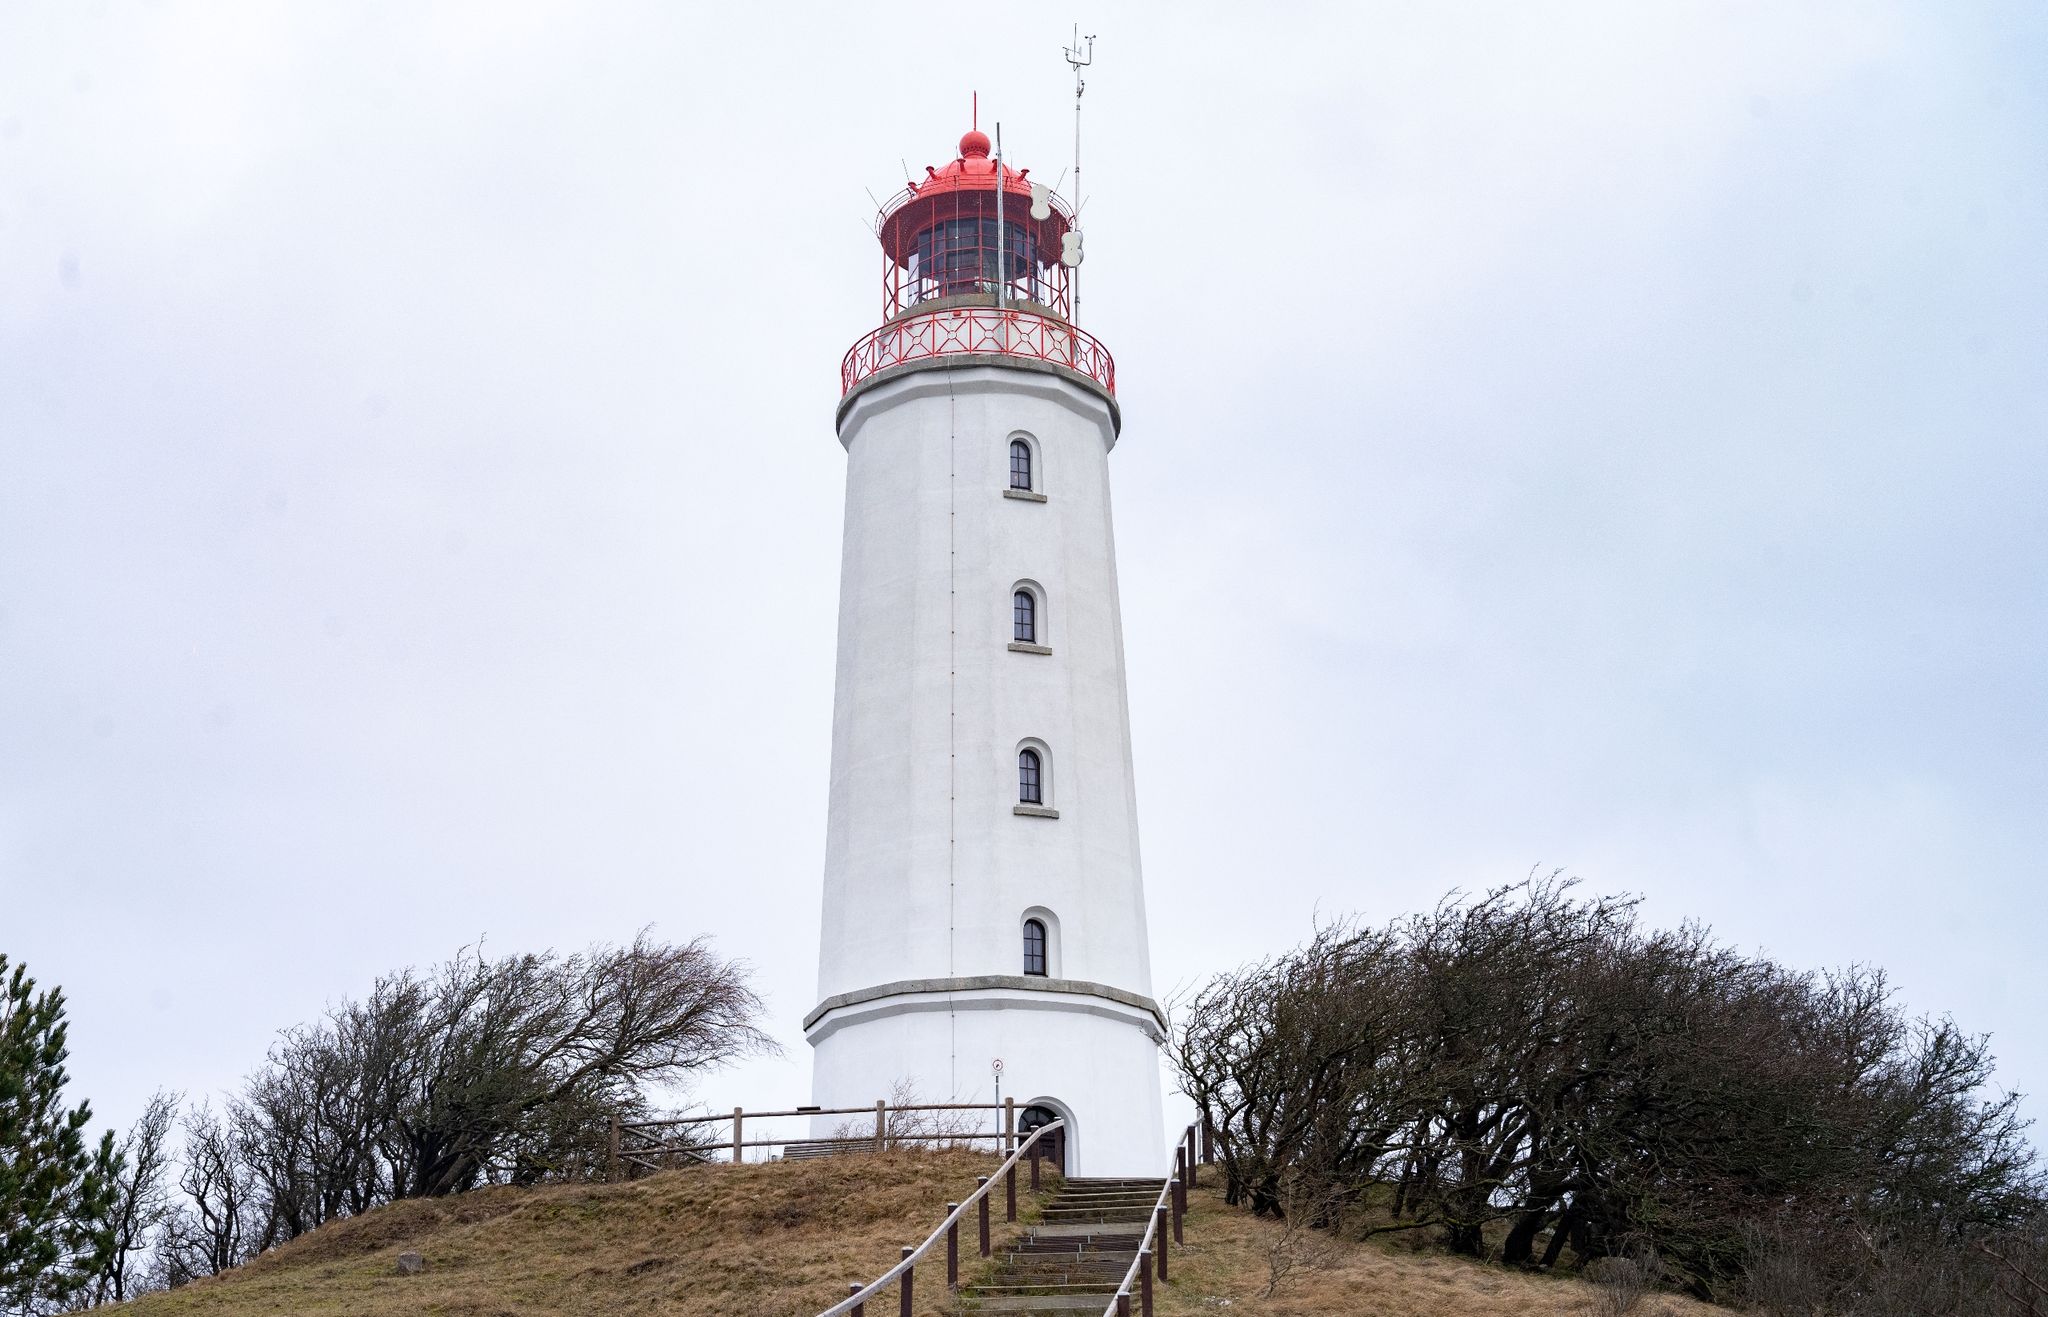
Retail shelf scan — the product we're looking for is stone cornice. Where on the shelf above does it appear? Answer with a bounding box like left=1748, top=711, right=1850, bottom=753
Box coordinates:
left=835, top=360, right=1122, bottom=447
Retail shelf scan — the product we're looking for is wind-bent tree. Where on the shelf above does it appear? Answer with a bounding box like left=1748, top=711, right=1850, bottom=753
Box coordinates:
left=155, top=930, right=773, bottom=1283
left=1176, top=880, right=2044, bottom=1308
left=0, top=955, right=117, bottom=1316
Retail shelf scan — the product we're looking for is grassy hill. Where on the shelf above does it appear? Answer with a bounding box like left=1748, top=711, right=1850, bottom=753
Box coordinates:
left=122, top=1151, right=1721, bottom=1316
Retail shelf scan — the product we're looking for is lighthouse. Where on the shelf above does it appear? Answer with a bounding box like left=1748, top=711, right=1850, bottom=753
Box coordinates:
left=805, top=122, right=1165, bottom=1175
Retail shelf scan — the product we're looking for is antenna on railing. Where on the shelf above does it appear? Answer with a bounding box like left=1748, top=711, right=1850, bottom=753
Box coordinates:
left=1062, top=24, right=1095, bottom=320
left=995, top=122, right=1006, bottom=313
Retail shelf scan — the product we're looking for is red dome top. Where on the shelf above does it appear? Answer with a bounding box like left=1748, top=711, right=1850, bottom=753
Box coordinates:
left=875, top=127, right=1072, bottom=268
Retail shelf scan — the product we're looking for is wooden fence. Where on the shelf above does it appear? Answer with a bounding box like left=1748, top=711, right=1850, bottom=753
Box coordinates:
left=606, top=1098, right=1031, bottom=1180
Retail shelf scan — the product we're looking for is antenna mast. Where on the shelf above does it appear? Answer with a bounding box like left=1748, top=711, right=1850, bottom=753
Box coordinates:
left=1062, top=25, right=1094, bottom=320
left=995, top=122, right=1006, bottom=313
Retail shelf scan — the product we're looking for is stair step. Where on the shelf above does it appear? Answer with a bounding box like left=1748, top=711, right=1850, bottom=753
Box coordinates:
left=1038, top=1215, right=1154, bottom=1225
left=1049, top=1189, right=1164, bottom=1199
left=962, top=1178, right=1166, bottom=1314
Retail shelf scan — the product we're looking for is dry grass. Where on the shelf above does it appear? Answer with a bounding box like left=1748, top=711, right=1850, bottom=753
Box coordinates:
left=124, top=1149, right=1018, bottom=1317
left=1152, top=1183, right=1727, bottom=1317
left=122, top=1159, right=1733, bottom=1317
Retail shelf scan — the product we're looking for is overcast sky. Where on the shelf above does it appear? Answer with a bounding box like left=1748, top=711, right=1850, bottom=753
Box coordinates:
left=3, top=2, right=2044, bottom=1148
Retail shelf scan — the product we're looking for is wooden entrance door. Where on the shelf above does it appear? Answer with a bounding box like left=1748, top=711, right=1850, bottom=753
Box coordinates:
left=1020, top=1104, right=1066, bottom=1174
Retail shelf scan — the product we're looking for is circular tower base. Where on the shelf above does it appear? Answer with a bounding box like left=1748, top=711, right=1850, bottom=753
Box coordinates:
left=807, top=980, right=1167, bottom=1177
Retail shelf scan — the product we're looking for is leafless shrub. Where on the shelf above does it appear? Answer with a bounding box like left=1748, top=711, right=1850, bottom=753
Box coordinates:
left=1740, top=1223, right=1825, bottom=1317
left=828, top=1079, right=983, bottom=1152
left=1259, top=1173, right=1347, bottom=1297
left=1587, top=1245, right=1658, bottom=1316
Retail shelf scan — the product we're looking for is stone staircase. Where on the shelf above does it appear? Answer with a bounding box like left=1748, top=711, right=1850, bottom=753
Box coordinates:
left=955, top=1177, right=1165, bottom=1314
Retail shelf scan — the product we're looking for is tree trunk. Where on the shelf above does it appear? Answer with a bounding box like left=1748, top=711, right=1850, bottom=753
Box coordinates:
left=1539, top=1205, right=1577, bottom=1268
left=1502, top=1206, right=1553, bottom=1266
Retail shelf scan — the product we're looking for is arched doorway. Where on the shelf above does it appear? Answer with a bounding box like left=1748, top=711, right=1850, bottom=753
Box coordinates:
left=1019, top=1102, right=1068, bottom=1175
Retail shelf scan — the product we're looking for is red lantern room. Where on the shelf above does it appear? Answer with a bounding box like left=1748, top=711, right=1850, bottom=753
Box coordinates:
left=841, top=127, right=1115, bottom=402
left=878, top=128, right=1071, bottom=317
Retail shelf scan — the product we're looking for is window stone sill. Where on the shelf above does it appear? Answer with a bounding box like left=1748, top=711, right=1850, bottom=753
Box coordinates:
left=1013, top=805, right=1060, bottom=819
left=1003, top=488, right=1048, bottom=503
left=1008, top=642, right=1053, bottom=655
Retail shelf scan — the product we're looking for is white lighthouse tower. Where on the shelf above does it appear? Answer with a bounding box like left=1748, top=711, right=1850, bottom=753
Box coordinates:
left=806, top=122, right=1164, bottom=1175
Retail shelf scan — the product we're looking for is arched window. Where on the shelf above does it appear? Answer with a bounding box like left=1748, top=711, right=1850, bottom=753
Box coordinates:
left=1022, top=918, right=1048, bottom=976
left=1009, top=439, right=1033, bottom=491
left=1017, top=748, right=1043, bottom=804
left=1013, top=590, right=1036, bottom=644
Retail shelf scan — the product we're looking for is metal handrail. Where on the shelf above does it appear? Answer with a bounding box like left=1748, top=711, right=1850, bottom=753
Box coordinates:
left=813, top=1119, right=1065, bottom=1317
left=1099, top=1124, right=1200, bottom=1317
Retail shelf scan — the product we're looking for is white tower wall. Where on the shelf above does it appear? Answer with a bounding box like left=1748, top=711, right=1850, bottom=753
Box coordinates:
left=808, top=363, right=1165, bottom=1174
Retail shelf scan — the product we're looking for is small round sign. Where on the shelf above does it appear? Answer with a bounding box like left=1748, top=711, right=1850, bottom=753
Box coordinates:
left=991, top=1058, right=1005, bottom=1075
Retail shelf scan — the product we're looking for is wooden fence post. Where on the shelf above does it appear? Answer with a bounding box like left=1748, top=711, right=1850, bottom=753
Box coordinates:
left=874, top=1099, right=887, bottom=1154
left=898, top=1247, right=913, bottom=1317
left=1139, top=1248, right=1154, bottom=1316
left=945, top=1205, right=959, bottom=1287
left=1029, top=1143, right=1041, bottom=1191
left=606, top=1115, right=620, bottom=1183
left=1171, top=1177, right=1183, bottom=1244
left=731, top=1107, right=743, bottom=1165
left=1003, top=1097, right=1015, bottom=1154
left=848, top=1282, right=865, bottom=1317
left=977, top=1177, right=992, bottom=1256
left=1175, top=1147, right=1188, bottom=1214
left=1006, top=1157, right=1018, bottom=1222
left=1156, top=1206, right=1169, bottom=1280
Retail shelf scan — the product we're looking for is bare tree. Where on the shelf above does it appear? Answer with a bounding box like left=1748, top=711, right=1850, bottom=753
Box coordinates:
left=1174, top=878, right=2046, bottom=1306
left=85, top=1091, right=178, bottom=1304
left=158, top=1104, right=256, bottom=1285
left=377, top=931, right=774, bottom=1197
left=1173, top=919, right=1412, bottom=1220
left=160, top=928, right=774, bottom=1264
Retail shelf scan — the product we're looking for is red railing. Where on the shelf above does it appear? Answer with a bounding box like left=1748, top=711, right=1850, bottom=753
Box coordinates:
left=841, top=305, right=1116, bottom=397
left=869, top=180, right=1076, bottom=234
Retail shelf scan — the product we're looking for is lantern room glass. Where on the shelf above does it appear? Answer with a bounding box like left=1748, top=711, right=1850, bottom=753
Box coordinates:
left=883, top=200, right=1071, bottom=319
